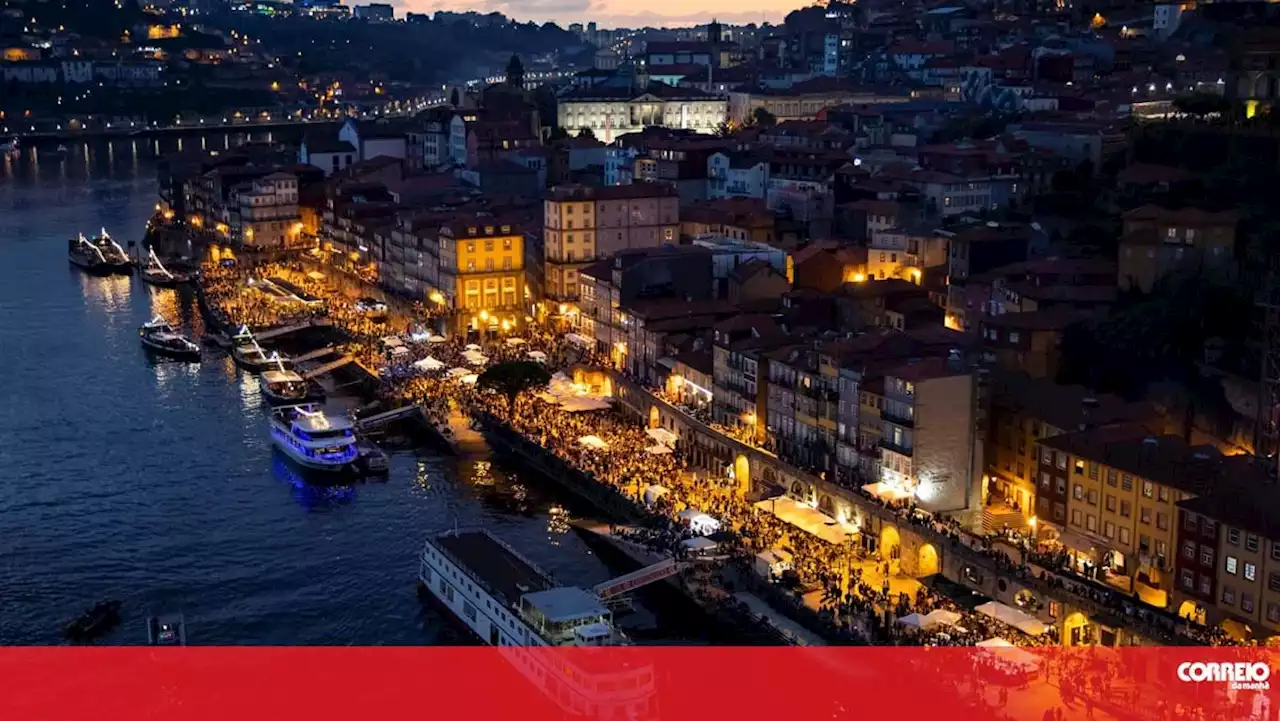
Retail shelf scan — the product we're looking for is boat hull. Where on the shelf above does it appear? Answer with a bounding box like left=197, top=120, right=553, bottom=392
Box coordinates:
left=261, top=385, right=324, bottom=406
left=141, top=274, right=188, bottom=288
left=141, top=337, right=201, bottom=361
left=269, top=436, right=356, bottom=473
left=233, top=350, right=289, bottom=374
left=69, top=255, right=114, bottom=276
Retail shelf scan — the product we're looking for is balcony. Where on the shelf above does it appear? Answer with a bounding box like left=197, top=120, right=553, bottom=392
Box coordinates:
left=878, top=438, right=913, bottom=456
left=881, top=408, right=915, bottom=428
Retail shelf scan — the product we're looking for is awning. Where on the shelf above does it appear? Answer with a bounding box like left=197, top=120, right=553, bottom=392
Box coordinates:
left=1041, top=526, right=1098, bottom=556
left=526, top=350, right=547, bottom=361
left=464, top=343, right=482, bottom=351
left=505, top=338, right=527, bottom=346
left=578, top=435, right=608, bottom=450
left=656, top=356, right=677, bottom=370
left=462, top=350, right=489, bottom=366
left=645, top=427, right=679, bottom=447
left=754, top=496, right=854, bottom=546
left=898, top=613, right=928, bottom=629
left=564, top=333, right=589, bottom=347
left=974, top=601, right=1048, bottom=636
left=924, top=609, right=962, bottom=628
left=975, top=638, right=1043, bottom=671
left=863, top=482, right=913, bottom=502
left=413, top=356, right=444, bottom=372
left=427, top=334, right=447, bottom=344
left=390, top=346, right=410, bottom=357
left=645, top=444, right=672, bottom=455
left=381, top=336, right=404, bottom=348
left=448, top=367, right=472, bottom=378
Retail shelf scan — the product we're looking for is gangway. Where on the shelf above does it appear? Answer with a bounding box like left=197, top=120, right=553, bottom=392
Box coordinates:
left=291, top=345, right=337, bottom=364
left=302, top=355, right=354, bottom=380
left=593, top=558, right=684, bottom=600
left=354, top=404, right=424, bottom=432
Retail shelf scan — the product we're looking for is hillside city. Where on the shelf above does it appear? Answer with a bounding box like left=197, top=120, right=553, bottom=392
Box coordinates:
left=9, top=0, right=1280, bottom=686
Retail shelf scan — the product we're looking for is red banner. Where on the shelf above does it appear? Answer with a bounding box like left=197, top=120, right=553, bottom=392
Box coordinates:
left=1, top=648, right=1277, bottom=721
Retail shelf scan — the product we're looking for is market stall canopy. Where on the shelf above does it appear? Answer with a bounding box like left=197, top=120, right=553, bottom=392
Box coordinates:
left=676, top=508, right=721, bottom=534
left=390, top=345, right=410, bottom=357
left=464, top=343, right=482, bottom=351
left=427, top=335, right=447, bottom=344
left=560, top=396, right=612, bottom=412
left=645, top=427, right=679, bottom=447
left=754, top=495, right=852, bottom=546
left=448, top=367, right=472, bottom=378
left=898, top=613, right=928, bottom=629
left=974, top=601, right=1048, bottom=636
left=924, top=609, right=962, bottom=628
left=526, top=350, right=547, bottom=362
left=975, top=638, right=1044, bottom=671
left=505, top=338, right=527, bottom=346
left=578, top=435, right=609, bottom=450
left=645, top=444, right=672, bottom=455
left=643, top=485, right=669, bottom=505
left=862, top=482, right=913, bottom=502
left=381, top=336, right=405, bottom=348
left=564, top=333, right=590, bottom=347
left=461, top=374, right=479, bottom=385
left=413, top=357, right=445, bottom=372
left=681, top=537, right=718, bottom=552
left=462, top=350, right=489, bottom=366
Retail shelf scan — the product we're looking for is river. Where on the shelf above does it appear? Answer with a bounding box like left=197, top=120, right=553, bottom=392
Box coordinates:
left=0, top=136, right=690, bottom=645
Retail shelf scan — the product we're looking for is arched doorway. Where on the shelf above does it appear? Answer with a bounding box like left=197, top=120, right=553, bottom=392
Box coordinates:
left=917, top=543, right=939, bottom=577
left=1177, top=600, right=1205, bottom=626
left=732, top=454, right=750, bottom=492
left=788, top=480, right=807, bottom=502
left=1063, top=612, right=1091, bottom=646
left=648, top=406, right=659, bottom=429
left=818, top=494, right=834, bottom=516
left=879, top=526, right=901, bottom=561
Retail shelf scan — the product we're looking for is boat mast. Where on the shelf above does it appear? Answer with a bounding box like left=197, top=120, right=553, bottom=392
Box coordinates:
left=148, top=248, right=173, bottom=278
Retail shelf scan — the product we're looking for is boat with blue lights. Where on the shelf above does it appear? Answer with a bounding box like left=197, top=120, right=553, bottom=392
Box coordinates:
left=139, top=315, right=201, bottom=361
left=269, top=404, right=358, bottom=473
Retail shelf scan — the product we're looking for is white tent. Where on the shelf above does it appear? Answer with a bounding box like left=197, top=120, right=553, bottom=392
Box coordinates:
left=564, top=333, right=589, bottom=347
left=974, top=601, right=1048, bottom=636
left=464, top=343, right=482, bottom=351
left=390, top=346, right=410, bottom=357
left=681, top=537, right=719, bottom=553
left=862, top=482, right=913, bottom=502
left=578, top=435, right=609, bottom=450
left=924, top=609, right=963, bottom=628
left=754, top=496, right=851, bottom=546
left=645, top=427, right=679, bottom=447
left=526, top=350, right=547, bottom=362
left=676, top=508, right=721, bottom=535
left=975, top=638, right=1043, bottom=672
left=559, top=396, right=612, bottom=413
left=461, top=374, right=479, bottom=385
left=754, top=549, right=793, bottom=578
left=381, top=336, right=404, bottom=348
left=505, top=338, right=527, bottom=346
left=462, top=350, right=489, bottom=366
left=413, top=356, right=444, bottom=372
left=448, top=367, right=472, bottom=378
left=427, top=334, right=447, bottom=344
left=643, top=485, right=669, bottom=505
left=645, top=444, right=672, bottom=455
left=898, top=613, right=929, bottom=629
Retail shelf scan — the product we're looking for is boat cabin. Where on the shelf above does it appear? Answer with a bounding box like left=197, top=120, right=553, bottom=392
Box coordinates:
left=518, top=587, right=617, bottom=646
left=262, top=369, right=307, bottom=396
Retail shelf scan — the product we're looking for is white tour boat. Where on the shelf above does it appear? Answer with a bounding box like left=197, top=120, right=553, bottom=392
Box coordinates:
left=231, top=326, right=292, bottom=374
left=139, top=315, right=201, bottom=361
left=269, top=404, right=358, bottom=472
left=419, top=529, right=655, bottom=719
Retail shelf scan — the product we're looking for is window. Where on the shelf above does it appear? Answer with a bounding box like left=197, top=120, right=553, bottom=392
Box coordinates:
left=1142, top=481, right=1154, bottom=499
left=1182, top=540, right=1196, bottom=560
left=1086, top=514, right=1097, bottom=532
left=1088, top=490, right=1098, bottom=506
left=1180, top=569, right=1194, bottom=590
left=1075, top=460, right=1085, bottom=475
left=1157, top=512, right=1169, bottom=530
left=1158, top=487, right=1170, bottom=503
left=1140, top=507, right=1152, bottom=525
left=1202, top=519, right=1217, bottom=537
left=1267, top=603, right=1280, bottom=623
left=1119, top=527, right=1131, bottom=545
left=1273, top=542, right=1280, bottom=562
left=1269, top=573, right=1280, bottom=593
left=1120, top=500, right=1131, bottom=518
left=463, top=601, right=477, bottom=621
left=1222, top=586, right=1236, bottom=606
left=1089, top=463, right=1099, bottom=480
left=1040, top=472, right=1051, bottom=489
left=1227, top=556, right=1238, bottom=575
left=1106, top=495, right=1116, bottom=512
left=1229, top=528, right=1240, bottom=546
left=1073, top=484, right=1084, bottom=501
left=1247, top=534, right=1260, bottom=553
left=1010, top=331, right=1021, bottom=343
left=1200, top=575, right=1212, bottom=595
left=1184, top=513, right=1197, bottom=531
left=1072, top=509, right=1082, bottom=526
left=1041, top=448, right=1053, bottom=465
left=1242, top=593, right=1255, bottom=614
left=1056, top=453, right=1067, bottom=471
left=1200, top=546, right=1214, bottom=566
left=1104, top=521, right=1115, bottom=539
left=1056, top=477, right=1066, bottom=494
left=1121, top=474, right=1133, bottom=492
left=1106, top=468, right=1117, bottom=487
left=1246, top=563, right=1257, bottom=582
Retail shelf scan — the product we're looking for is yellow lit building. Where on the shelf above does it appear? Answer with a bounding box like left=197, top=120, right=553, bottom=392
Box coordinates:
left=438, top=220, right=526, bottom=336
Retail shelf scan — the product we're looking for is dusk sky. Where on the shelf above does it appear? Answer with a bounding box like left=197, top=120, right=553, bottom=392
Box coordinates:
left=393, top=0, right=789, bottom=29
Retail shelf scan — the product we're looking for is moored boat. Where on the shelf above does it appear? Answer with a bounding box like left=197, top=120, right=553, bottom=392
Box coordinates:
left=0, top=137, right=17, bottom=156
left=231, top=327, right=292, bottom=374
left=260, top=368, right=322, bottom=405
left=64, top=600, right=122, bottom=643
left=91, top=229, right=133, bottom=275
left=269, top=404, right=359, bottom=473
left=418, top=529, right=655, bottom=717
left=139, top=315, right=201, bottom=361
left=147, top=613, right=187, bottom=646
left=68, top=234, right=113, bottom=275
left=140, top=248, right=192, bottom=288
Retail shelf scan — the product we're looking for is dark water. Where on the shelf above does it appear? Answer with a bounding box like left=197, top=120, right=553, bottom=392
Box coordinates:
left=0, top=137, right=656, bottom=645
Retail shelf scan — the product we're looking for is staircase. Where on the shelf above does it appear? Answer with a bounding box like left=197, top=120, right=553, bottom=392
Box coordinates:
left=982, top=505, right=1026, bottom=535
